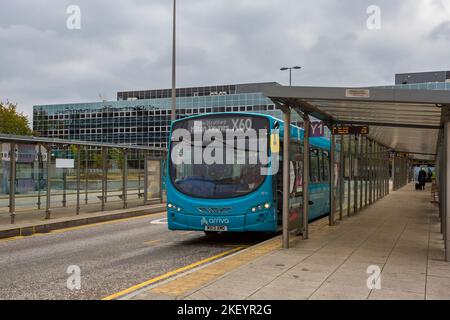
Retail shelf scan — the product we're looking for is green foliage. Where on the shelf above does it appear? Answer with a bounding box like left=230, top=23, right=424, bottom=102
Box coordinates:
left=0, top=101, right=32, bottom=135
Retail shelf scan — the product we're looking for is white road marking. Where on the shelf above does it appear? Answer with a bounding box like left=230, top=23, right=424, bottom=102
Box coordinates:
left=151, top=218, right=168, bottom=225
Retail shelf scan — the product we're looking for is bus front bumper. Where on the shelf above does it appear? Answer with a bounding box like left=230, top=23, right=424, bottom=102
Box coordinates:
left=167, top=210, right=276, bottom=232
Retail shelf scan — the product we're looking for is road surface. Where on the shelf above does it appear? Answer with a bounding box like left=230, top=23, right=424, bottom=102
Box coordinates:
left=0, top=212, right=273, bottom=299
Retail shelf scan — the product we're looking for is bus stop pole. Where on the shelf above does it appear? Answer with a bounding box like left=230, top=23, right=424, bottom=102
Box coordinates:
left=62, top=149, right=67, bottom=208
left=384, top=147, right=388, bottom=197
left=37, top=144, right=42, bottom=210
left=138, top=151, right=141, bottom=199
left=387, top=149, right=390, bottom=195
left=379, top=145, right=382, bottom=198
left=445, top=120, right=450, bottom=261
left=45, top=146, right=51, bottom=219
left=373, top=142, right=377, bottom=201
left=122, top=149, right=128, bottom=209
left=282, top=108, right=291, bottom=249
left=101, top=147, right=107, bottom=211
left=9, top=143, right=16, bottom=224
left=359, top=137, right=364, bottom=209
left=378, top=144, right=382, bottom=198
left=105, top=151, right=108, bottom=203
left=439, top=140, right=443, bottom=234
left=379, top=145, right=382, bottom=197
left=85, top=146, right=89, bottom=204
left=339, top=136, right=344, bottom=221
left=374, top=144, right=378, bottom=199
left=354, top=135, right=358, bottom=214
left=302, top=114, right=310, bottom=239
left=76, top=145, right=81, bottom=215
left=381, top=146, right=384, bottom=196
left=144, top=153, right=148, bottom=205
left=368, top=140, right=373, bottom=204
left=373, top=144, right=376, bottom=197
left=347, top=135, right=352, bottom=217
left=329, top=133, right=335, bottom=226
left=382, top=147, right=385, bottom=196
left=364, top=136, right=368, bottom=207
left=392, top=156, right=396, bottom=191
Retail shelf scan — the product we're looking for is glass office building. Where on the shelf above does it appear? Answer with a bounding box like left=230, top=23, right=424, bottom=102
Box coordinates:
left=33, top=82, right=294, bottom=149
left=383, top=82, right=450, bottom=91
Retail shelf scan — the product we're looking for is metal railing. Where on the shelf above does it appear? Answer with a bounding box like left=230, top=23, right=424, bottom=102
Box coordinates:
left=0, top=134, right=167, bottom=224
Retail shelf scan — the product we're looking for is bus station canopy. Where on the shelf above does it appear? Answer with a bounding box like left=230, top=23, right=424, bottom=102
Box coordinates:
left=263, top=85, right=450, bottom=160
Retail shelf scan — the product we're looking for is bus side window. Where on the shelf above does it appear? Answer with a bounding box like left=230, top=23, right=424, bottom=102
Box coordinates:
left=318, top=149, right=324, bottom=182
left=310, top=148, right=320, bottom=183
left=322, top=150, right=330, bottom=182
left=295, top=161, right=303, bottom=193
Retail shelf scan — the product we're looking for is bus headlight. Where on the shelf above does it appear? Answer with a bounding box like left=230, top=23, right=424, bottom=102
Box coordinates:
left=250, top=203, right=271, bottom=213
left=168, top=203, right=184, bottom=213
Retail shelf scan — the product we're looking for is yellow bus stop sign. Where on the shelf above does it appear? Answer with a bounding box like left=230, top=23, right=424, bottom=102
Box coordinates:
left=270, top=133, right=280, bottom=153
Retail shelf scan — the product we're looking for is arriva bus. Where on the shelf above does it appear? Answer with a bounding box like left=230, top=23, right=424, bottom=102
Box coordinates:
left=166, top=112, right=332, bottom=234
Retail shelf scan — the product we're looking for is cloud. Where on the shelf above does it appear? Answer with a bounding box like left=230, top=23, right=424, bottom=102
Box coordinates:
left=1, top=0, right=450, bottom=119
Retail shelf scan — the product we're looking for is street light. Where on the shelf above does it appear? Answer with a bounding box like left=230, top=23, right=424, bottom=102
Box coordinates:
left=280, top=66, right=302, bottom=86
left=171, top=0, right=176, bottom=122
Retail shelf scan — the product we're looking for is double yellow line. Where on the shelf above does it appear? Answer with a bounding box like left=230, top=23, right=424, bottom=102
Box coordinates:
left=101, top=246, right=244, bottom=300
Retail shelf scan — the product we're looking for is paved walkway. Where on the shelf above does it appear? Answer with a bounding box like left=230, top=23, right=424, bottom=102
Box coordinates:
left=131, top=183, right=450, bottom=300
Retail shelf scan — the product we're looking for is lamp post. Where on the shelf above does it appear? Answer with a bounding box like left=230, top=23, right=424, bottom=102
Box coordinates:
left=280, top=66, right=302, bottom=86
left=171, top=0, right=176, bottom=122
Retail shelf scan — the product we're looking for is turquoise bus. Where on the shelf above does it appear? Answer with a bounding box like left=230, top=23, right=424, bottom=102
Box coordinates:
left=166, top=112, right=332, bottom=234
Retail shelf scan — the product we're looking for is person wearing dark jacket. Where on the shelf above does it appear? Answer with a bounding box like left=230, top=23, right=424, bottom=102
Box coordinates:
left=418, top=168, right=427, bottom=190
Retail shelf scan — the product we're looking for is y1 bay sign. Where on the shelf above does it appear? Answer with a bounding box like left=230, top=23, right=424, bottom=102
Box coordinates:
left=310, top=121, right=325, bottom=138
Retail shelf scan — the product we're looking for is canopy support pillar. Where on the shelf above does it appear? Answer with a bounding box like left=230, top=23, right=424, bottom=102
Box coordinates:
left=282, top=107, right=291, bottom=249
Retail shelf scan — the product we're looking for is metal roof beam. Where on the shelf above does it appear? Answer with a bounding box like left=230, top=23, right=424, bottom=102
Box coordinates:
left=0, top=134, right=167, bottom=152
left=332, top=120, right=442, bottom=129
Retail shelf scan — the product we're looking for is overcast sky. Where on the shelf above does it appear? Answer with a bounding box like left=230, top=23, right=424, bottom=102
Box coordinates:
left=1, top=0, right=450, bottom=118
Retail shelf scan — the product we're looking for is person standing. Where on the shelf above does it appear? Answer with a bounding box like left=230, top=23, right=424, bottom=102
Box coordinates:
left=418, top=167, right=427, bottom=190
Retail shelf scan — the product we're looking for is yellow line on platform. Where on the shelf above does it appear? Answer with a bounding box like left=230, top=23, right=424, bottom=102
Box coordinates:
left=101, top=246, right=245, bottom=300
left=149, top=237, right=281, bottom=298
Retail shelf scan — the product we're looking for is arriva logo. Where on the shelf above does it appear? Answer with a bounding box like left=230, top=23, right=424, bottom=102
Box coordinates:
left=200, top=217, right=230, bottom=225
left=201, top=217, right=208, bottom=226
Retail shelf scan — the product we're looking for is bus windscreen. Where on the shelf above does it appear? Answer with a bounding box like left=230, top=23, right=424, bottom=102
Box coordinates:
left=169, top=115, right=269, bottom=199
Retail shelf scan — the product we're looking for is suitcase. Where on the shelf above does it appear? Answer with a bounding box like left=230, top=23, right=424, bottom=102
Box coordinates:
left=415, top=183, right=422, bottom=190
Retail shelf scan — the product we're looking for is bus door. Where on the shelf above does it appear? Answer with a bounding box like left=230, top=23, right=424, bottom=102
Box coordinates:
left=276, top=141, right=303, bottom=231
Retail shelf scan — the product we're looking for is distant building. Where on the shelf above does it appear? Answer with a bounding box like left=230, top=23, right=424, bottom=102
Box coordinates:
left=34, top=72, right=450, bottom=150
left=395, top=70, right=450, bottom=85
left=33, top=82, right=293, bottom=149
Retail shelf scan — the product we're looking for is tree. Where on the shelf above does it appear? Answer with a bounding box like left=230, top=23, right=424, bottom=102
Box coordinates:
left=0, top=101, right=33, bottom=135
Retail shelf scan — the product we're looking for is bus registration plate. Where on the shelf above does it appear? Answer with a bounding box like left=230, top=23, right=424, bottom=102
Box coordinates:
left=205, top=225, right=227, bottom=232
